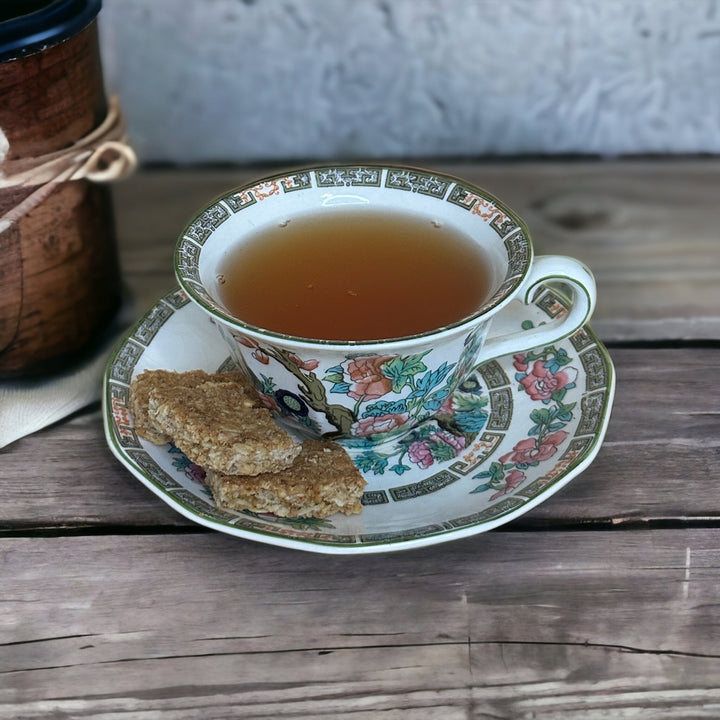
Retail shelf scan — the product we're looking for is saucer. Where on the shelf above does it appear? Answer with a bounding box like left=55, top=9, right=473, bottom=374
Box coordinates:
left=103, top=287, right=615, bottom=554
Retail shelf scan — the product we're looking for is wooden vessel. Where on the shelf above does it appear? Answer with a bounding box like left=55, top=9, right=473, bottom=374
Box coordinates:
left=0, top=0, right=121, bottom=377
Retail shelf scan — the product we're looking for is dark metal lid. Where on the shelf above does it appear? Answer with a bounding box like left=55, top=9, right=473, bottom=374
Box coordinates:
left=0, top=0, right=102, bottom=62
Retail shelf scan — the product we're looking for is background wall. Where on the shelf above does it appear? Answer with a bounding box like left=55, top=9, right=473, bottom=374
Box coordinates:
left=98, top=0, right=720, bottom=165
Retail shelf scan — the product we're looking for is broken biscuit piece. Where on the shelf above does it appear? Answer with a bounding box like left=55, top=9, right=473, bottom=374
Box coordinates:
left=130, top=369, right=258, bottom=444
left=205, top=439, right=366, bottom=518
left=129, top=368, right=366, bottom=519
left=147, top=380, right=300, bottom=476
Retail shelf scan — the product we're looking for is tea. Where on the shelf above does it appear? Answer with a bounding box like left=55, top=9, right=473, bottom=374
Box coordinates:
left=216, top=208, right=494, bottom=341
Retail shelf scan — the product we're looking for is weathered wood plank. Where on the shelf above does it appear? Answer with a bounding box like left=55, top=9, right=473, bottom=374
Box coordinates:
left=2, top=530, right=719, bottom=718
left=2, top=647, right=720, bottom=719
left=111, top=160, right=720, bottom=342
left=461, top=161, right=720, bottom=343
left=2, top=348, right=718, bottom=529
left=2, top=161, right=717, bottom=719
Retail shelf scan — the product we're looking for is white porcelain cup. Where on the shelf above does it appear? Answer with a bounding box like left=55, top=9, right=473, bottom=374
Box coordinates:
left=175, top=165, right=596, bottom=441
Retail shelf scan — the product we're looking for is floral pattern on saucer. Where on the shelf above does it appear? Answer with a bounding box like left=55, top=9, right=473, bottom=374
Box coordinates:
left=103, top=286, right=615, bottom=554
left=470, top=344, right=577, bottom=498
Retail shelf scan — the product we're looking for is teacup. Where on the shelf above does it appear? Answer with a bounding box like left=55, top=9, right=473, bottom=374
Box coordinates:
left=175, top=164, right=596, bottom=441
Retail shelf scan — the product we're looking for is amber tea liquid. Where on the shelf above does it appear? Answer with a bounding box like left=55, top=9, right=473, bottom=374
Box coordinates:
left=216, top=209, right=494, bottom=341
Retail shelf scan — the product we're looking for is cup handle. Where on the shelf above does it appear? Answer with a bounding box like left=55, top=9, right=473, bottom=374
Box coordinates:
left=479, top=255, right=597, bottom=361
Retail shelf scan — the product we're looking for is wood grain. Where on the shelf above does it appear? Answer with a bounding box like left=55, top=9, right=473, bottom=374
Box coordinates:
left=2, top=530, right=719, bottom=718
left=2, top=162, right=719, bottom=717
left=111, top=160, right=720, bottom=342
left=0, top=21, right=120, bottom=376
left=2, top=348, right=718, bottom=530
left=0, top=24, right=106, bottom=159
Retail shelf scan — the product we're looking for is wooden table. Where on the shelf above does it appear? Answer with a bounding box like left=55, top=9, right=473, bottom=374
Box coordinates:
left=2, top=160, right=720, bottom=718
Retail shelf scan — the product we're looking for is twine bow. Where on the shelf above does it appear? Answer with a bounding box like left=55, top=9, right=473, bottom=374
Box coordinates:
left=0, top=95, right=137, bottom=234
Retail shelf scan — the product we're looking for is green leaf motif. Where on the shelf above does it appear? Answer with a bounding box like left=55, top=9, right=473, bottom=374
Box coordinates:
left=430, top=440, right=459, bottom=463
left=470, top=482, right=493, bottom=494
left=390, top=463, right=411, bottom=475
left=382, top=353, right=429, bottom=393
left=324, top=371, right=345, bottom=384
left=355, top=451, right=389, bottom=475
left=530, top=408, right=553, bottom=426
left=454, top=410, right=488, bottom=434
left=330, top=381, right=352, bottom=394
left=453, top=394, right=489, bottom=414
left=491, top=462, right=506, bottom=482
left=362, top=399, right=408, bottom=418
left=259, top=374, right=275, bottom=394
left=475, top=460, right=505, bottom=484
left=411, top=362, right=454, bottom=398
left=554, top=348, right=571, bottom=366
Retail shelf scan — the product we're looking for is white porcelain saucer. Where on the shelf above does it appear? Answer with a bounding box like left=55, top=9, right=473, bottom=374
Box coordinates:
left=103, top=286, right=615, bottom=554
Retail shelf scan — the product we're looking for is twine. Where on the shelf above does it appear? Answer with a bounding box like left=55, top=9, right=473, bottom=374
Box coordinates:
left=0, top=95, right=137, bottom=234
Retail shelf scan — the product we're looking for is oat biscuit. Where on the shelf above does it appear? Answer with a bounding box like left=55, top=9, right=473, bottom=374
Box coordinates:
left=205, top=439, right=366, bottom=518
left=130, top=369, right=257, bottom=444
left=147, top=380, right=300, bottom=475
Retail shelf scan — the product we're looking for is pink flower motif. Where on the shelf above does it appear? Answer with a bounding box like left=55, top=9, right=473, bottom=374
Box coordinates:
left=288, top=353, right=319, bottom=371
left=236, top=335, right=260, bottom=349
left=491, top=469, right=526, bottom=500
left=408, top=440, right=434, bottom=469
left=520, top=360, right=576, bottom=402
left=513, top=353, right=528, bottom=372
left=407, top=431, right=466, bottom=470
left=344, top=355, right=395, bottom=400
left=353, top=413, right=408, bottom=437
left=252, top=349, right=270, bottom=364
left=500, top=430, right=568, bottom=465
left=430, top=430, right=466, bottom=454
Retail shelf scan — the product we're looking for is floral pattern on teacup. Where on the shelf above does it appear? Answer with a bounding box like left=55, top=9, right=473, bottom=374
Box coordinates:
left=232, top=332, right=459, bottom=439
left=326, top=352, right=455, bottom=436
left=347, top=374, right=489, bottom=476
left=470, top=343, right=578, bottom=497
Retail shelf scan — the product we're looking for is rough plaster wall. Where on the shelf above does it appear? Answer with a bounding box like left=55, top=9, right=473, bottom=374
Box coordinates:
left=99, top=0, right=720, bottom=164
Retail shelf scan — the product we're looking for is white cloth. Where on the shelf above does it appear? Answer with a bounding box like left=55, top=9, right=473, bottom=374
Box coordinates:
left=0, top=300, right=133, bottom=449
